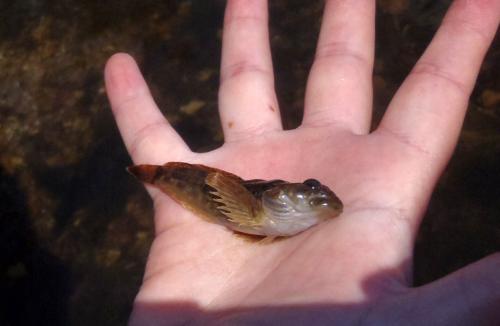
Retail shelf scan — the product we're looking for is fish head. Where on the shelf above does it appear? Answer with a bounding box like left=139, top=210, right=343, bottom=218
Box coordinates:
left=262, top=178, right=343, bottom=225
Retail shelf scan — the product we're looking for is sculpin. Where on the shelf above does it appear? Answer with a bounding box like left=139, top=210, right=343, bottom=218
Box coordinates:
left=128, top=162, right=343, bottom=237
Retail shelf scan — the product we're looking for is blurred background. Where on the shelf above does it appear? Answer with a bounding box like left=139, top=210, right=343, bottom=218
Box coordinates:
left=1, top=0, right=499, bottom=325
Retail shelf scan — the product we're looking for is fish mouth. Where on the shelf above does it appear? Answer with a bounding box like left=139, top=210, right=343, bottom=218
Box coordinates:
left=308, top=195, right=343, bottom=215
left=308, top=197, right=330, bottom=207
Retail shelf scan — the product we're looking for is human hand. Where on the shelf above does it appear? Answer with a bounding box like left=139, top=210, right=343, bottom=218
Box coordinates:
left=105, top=1, right=500, bottom=325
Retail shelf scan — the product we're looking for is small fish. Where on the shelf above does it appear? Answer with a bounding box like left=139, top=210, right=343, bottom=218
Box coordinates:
left=128, top=162, right=343, bottom=237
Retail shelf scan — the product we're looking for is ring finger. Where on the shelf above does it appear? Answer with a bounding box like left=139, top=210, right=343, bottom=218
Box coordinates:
left=218, top=0, right=282, bottom=142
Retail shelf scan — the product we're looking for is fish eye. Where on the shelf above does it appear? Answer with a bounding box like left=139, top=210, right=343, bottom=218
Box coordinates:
left=303, top=178, right=321, bottom=189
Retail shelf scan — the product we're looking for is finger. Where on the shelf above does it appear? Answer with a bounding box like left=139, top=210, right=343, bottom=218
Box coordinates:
left=302, top=0, right=375, bottom=134
left=378, top=0, right=500, bottom=165
left=375, top=253, right=500, bottom=324
left=219, top=0, right=281, bottom=142
left=104, top=53, right=190, bottom=164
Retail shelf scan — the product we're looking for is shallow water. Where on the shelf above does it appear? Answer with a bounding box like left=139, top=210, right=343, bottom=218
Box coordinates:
left=1, top=1, right=499, bottom=325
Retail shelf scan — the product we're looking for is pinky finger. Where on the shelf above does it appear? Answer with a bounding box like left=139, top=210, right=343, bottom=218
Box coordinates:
left=104, top=53, right=190, bottom=164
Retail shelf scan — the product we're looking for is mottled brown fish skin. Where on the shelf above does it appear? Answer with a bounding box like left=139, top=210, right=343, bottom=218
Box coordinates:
left=127, top=164, right=160, bottom=183
left=127, top=162, right=242, bottom=224
left=128, top=162, right=343, bottom=237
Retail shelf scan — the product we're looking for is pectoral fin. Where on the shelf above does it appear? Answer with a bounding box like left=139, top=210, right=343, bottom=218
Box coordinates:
left=205, top=172, right=263, bottom=227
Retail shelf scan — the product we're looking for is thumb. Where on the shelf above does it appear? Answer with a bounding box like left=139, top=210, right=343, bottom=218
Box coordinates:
left=370, top=253, right=500, bottom=325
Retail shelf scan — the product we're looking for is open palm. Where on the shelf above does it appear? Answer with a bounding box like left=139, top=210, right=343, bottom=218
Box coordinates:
left=105, top=1, right=500, bottom=325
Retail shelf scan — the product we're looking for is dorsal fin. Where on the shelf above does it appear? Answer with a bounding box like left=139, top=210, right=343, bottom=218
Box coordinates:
left=205, top=172, right=263, bottom=227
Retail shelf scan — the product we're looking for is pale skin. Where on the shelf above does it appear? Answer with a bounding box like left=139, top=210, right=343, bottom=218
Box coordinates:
left=105, top=0, right=500, bottom=325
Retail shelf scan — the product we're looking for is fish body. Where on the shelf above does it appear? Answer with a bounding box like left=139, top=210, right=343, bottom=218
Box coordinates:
left=128, top=162, right=343, bottom=237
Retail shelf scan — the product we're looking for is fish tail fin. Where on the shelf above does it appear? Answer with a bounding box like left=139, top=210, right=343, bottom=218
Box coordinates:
left=127, top=164, right=161, bottom=184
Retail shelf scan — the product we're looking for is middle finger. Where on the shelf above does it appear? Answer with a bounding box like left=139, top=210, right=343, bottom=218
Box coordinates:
left=303, top=0, right=375, bottom=134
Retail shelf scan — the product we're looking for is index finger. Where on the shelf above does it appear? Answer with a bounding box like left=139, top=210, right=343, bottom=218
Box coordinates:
left=378, top=0, right=499, bottom=166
